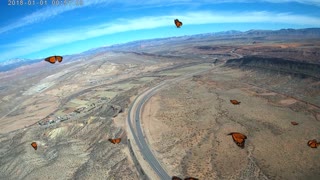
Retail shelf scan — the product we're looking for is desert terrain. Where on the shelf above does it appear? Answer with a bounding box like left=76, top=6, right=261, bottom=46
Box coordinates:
left=143, top=65, right=320, bottom=179
left=0, top=29, right=320, bottom=180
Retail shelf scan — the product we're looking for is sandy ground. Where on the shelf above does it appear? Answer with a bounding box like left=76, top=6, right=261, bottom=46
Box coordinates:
left=0, top=52, right=176, bottom=134
left=0, top=95, right=60, bottom=133
left=141, top=66, right=320, bottom=180
left=0, top=51, right=189, bottom=180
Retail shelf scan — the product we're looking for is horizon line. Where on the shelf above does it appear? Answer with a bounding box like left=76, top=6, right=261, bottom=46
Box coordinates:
left=2, top=27, right=320, bottom=62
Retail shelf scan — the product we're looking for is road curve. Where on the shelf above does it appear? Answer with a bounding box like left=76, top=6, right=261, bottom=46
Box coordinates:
left=127, top=68, right=211, bottom=180
left=127, top=81, right=170, bottom=180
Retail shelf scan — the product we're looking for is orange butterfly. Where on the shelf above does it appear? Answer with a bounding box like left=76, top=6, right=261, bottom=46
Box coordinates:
left=44, top=55, right=63, bottom=64
left=230, top=100, right=241, bottom=105
left=174, top=19, right=183, bottom=28
left=108, top=138, right=121, bottom=144
left=228, top=132, right=247, bottom=148
left=291, top=121, right=299, bottom=125
left=31, top=142, right=37, bottom=150
left=307, top=139, right=319, bottom=148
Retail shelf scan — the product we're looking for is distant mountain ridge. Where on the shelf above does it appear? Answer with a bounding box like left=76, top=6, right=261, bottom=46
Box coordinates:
left=1, top=28, right=320, bottom=72
left=245, top=28, right=320, bottom=36
left=81, top=28, right=320, bottom=54
left=0, top=58, right=41, bottom=72
left=0, top=58, right=30, bottom=66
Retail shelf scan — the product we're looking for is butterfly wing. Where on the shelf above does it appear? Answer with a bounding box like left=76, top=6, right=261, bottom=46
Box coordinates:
left=115, top=138, right=121, bottom=144
left=45, top=56, right=56, bottom=64
left=174, top=19, right=179, bottom=27
left=172, top=176, right=183, bottom=180
left=308, top=139, right=318, bottom=148
left=228, top=132, right=247, bottom=148
left=31, top=142, right=37, bottom=150
left=108, top=138, right=115, bottom=144
left=230, top=100, right=241, bottom=105
left=109, top=138, right=121, bottom=144
left=232, top=134, right=245, bottom=148
left=235, top=133, right=247, bottom=140
left=56, top=56, right=63, bottom=63
left=310, top=142, right=317, bottom=148
left=174, top=19, right=182, bottom=28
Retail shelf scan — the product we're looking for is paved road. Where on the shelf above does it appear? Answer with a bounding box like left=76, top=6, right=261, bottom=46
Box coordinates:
left=127, top=81, right=170, bottom=180
left=127, top=68, right=212, bottom=180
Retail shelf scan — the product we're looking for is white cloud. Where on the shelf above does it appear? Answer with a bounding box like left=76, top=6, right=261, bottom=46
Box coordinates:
left=0, top=0, right=113, bottom=34
left=1, top=0, right=319, bottom=34
left=2, top=10, right=320, bottom=60
left=263, top=0, right=320, bottom=5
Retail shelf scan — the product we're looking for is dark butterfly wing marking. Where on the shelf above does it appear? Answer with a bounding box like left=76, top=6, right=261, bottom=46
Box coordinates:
left=172, top=176, right=183, bottom=180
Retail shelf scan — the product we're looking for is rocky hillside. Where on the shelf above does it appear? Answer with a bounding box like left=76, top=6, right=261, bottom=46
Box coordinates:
left=226, top=56, right=320, bottom=79
left=225, top=56, right=320, bottom=107
left=0, top=89, right=138, bottom=180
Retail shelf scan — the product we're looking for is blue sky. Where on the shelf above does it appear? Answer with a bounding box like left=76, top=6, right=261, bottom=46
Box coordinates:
left=0, top=0, right=320, bottom=62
